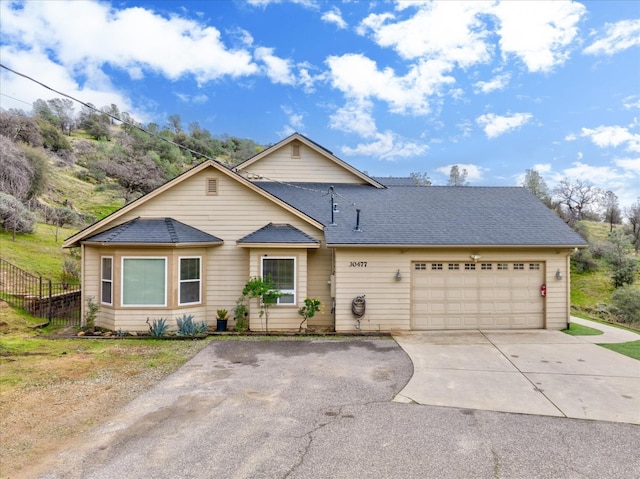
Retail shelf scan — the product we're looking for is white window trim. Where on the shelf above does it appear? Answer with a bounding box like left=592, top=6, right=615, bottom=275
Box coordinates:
left=101, top=256, right=113, bottom=306
left=179, top=256, right=202, bottom=306
left=121, top=256, right=167, bottom=307
left=261, top=256, right=296, bottom=306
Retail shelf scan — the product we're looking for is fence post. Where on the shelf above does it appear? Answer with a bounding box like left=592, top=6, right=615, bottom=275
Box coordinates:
left=48, top=280, right=53, bottom=322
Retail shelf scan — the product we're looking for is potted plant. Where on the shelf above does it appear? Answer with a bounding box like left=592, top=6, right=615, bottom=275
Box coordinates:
left=216, top=309, right=229, bottom=332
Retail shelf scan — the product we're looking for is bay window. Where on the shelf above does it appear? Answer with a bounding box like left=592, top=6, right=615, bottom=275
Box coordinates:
left=122, top=257, right=166, bottom=307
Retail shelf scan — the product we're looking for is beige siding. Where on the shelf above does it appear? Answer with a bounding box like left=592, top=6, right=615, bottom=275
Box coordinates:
left=306, top=247, right=334, bottom=330
left=82, top=166, right=326, bottom=332
left=334, top=248, right=572, bottom=332
left=237, top=143, right=367, bottom=184
left=246, top=248, right=308, bottom=331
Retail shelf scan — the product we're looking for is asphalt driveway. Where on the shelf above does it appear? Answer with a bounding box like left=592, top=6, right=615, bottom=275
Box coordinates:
left=25, top=335, right=640, bottom=479
left=393, top=321, right=640, bottom=424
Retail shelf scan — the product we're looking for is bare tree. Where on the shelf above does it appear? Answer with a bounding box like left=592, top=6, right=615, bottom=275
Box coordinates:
left=447, top=165, right=468, bottom=186
left=0, top=135, right=35, bottom=200
left=553, top=178, right=603, bottom=226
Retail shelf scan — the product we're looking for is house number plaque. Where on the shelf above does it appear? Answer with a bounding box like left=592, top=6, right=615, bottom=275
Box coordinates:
left=349, top=261, right=368, bottom=267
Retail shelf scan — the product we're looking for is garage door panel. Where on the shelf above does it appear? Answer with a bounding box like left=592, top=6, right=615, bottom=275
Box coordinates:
left=411, top=261, right=544, bottom=330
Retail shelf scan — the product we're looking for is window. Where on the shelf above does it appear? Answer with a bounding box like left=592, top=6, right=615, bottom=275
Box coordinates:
left=101, top=257, right=113, bottom=305
left=513, top=263, right=524, bottom=270
left=415, top=263, right=426, bottom=270
left=481, top=263, right=492, bottom=270
left=529, top=263, right=541, bottom=270
left=122, top=257, right=166, bottom=306
left=464, top=263, right=476, bottom=270
left=448, top=263, right=460, bottom=270
left=431, top=263, right=443, bottom=270
left=497, top=263, right=508, bottom=270
left=179, top=257, right=201, bottom=305
left=262, top=257, right=295, bottom=305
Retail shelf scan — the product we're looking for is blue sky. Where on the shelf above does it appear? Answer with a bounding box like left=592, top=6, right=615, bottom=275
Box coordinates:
left=1, top=0, right=639, bottom=207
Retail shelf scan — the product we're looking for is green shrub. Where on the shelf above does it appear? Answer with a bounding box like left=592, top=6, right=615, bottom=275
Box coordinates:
left=610, top=285, right=640, bottom=324
left=233, top=296, right=248, bottom=332
left=571, top=248, right=598, bottom=274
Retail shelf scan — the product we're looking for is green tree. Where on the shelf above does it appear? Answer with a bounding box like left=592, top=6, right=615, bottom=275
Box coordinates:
left=410, top=172, right=432, bottom=186
left=242, top=277, right=281, bottom=332
left=602, top=191, right=622, bottom=232
left=447, top=165, right=468, bottom=186
left=603, top=229, right=638, bottom=288
left=522, top=169, right=551, bottom=206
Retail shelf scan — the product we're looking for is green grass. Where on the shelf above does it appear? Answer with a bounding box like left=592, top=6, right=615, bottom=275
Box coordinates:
left=0, top=224, right=79, bottom=281
left=562, top=322, right=604, bottom=336
left=599, top=341, right=640, bottom=360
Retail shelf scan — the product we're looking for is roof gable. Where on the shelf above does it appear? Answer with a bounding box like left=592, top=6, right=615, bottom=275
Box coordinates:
left=235, top=133, right=385, bottom=188
left=237, top=223, right=320, bottom=247
left=63, top=159, right=323, bottom=248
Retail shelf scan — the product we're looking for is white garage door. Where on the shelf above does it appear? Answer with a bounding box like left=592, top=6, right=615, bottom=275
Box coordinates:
left=411, top=262, right=544, bottom=330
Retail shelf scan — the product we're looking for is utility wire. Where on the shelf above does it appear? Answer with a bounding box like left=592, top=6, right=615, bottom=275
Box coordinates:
left=1, top=63, right=362, bottom=208
left=0, top=63, right=226, bottom=167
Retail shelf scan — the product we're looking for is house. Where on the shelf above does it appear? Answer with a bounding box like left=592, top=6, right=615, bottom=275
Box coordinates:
left=63, top=133, right=587, bottom=333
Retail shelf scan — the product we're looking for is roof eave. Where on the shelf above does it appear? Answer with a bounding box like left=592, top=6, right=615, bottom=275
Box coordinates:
left=236, top=242, right=320, bottom=249
left=81, top=241, right=224, bottom=248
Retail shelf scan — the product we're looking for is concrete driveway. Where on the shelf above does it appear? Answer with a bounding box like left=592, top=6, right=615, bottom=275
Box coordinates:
left=393, top=318, right=640, bottom=424
left=23, top=335, right=640, bottom=479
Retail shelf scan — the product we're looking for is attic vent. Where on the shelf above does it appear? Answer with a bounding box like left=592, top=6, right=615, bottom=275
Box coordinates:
left=291, top=142, right=301, bottom=158
left=206, top=178, right=218, bottom=196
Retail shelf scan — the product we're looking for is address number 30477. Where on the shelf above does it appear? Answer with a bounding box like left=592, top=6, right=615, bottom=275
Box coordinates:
left=349, top=261, right=368, bottom=268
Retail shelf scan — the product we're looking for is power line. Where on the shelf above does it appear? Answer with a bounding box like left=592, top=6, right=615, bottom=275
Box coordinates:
left=0, top=63, right=226, bottom=166
left=0, top=92, right=33, bottom=107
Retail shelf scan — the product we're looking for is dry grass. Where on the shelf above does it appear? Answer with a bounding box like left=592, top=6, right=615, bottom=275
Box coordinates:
left=0, top=302, right=212, bottom=478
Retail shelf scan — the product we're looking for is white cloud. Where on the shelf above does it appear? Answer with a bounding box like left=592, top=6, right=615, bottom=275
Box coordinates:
left=435, top=163, right=486, bottom=183
left=580, top=125, right=640, bottom=153
left=326, top=53, right=455, bottom=115
left=329, top=99, right=378, bottom=137
left=254, top=47, right=296, bottom=85
left=614, top=157, right=640, bottom=174
left=583, top=19, right=640, bottom=56
left=341, top=131, right=428, bottom=160
left=476, top=112, right=533, bottom=138
left=493, top=1, right=586, bottom=72
left=474, top=73, right=511, bottom=94
left=623, top=95, right=640, bottom=110
left=321, top=7, right=347, bottom=29
left=358, top=2, right=492, bottom=66
left=0, top=1, right=258, bottom=86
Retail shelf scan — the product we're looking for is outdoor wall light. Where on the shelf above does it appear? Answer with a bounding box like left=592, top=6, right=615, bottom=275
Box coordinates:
left=395, top=269, right=402, bottom=281
left=556, top=269, right=563, bottom=280
left=470, top=254, right=481, bottom=262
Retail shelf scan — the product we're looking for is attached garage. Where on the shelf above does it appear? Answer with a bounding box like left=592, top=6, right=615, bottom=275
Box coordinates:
left=411, top=261, right=545, bottom=330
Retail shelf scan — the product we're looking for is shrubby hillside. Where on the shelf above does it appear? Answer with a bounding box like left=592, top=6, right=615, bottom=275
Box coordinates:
left=0, top=99, right=265, bottom=230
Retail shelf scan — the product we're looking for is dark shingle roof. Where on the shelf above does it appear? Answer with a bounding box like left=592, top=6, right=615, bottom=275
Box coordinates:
left=237, top=223, right=320, bottom=245
left=83, top=218, right=223, bottom=245
left=256, top=183, right=588, bottom=247
left=372, top=177, right=417, bottom=186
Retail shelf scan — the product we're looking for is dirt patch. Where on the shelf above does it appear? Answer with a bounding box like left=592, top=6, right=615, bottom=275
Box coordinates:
left=0, top=316, right=211, bottom=478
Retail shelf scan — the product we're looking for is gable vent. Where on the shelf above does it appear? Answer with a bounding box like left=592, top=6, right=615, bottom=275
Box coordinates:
left=291, top=142, right=301, bottom=158
left=206, top=178, right=218, bottom=195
